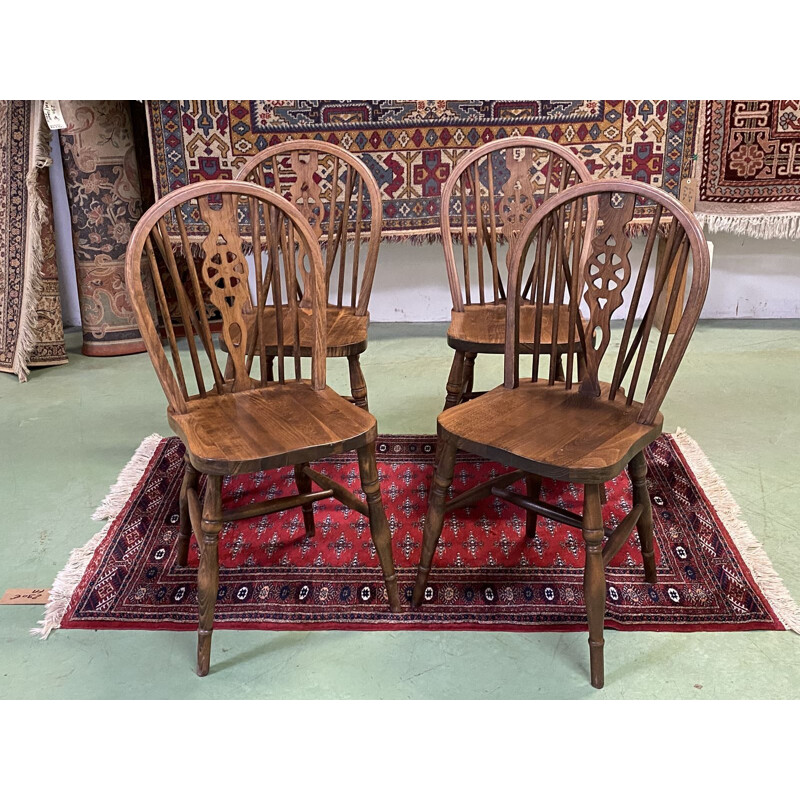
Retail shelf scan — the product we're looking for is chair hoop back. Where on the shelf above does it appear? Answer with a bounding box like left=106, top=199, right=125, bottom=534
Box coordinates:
left=505, top=178, right=710, bottom=425
left=125, top=180, right=328, bottom=415
left=235, top=141, right=382, bottom=316
left=440, top=136, right=594, bottom=311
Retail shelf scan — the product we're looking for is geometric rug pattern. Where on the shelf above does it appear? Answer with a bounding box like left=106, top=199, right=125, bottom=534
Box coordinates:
left=44, top=433, right=796, bottom=636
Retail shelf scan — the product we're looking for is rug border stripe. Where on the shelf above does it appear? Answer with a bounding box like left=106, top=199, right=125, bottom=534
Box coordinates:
left=671, top=429, right=800, bottom=633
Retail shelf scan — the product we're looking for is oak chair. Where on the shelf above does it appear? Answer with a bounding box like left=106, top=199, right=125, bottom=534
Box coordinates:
left=234, top=141, right=383, bottom=411
left=440, top=136, right=594, bottom=410
left=413, top=179, right=710, bottom=688
left=125, top=180, right=401, bottom=677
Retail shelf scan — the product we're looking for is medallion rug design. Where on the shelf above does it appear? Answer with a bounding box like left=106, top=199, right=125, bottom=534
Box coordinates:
left=0, top=100, right=67, bottom=380
left=695, top=100, right=800, bottom=237
left=58, top=101, right=150, bottom=356
left=37, top=433, right=799, bottom=637
left=146, top=100, right=699, bottom=240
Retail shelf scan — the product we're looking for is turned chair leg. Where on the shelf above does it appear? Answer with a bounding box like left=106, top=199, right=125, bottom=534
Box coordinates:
left=524, top=473, right=542, bottom=538
left=463, top=352, right=477, bottom=399
left=444, top=351, right=467, bottom=410
left=197, top=475, right=222, bottom=677
left=582, top=482, right=606, bottom=689
left=177, top=456, right=198, bottom=567
left=347, top=354, right=369, bottom=411
left=294, top=462, right=316, bottom=538
left=629, top=451, right=657, bottom=583
left=356, top=444, right=401, bottom=612
left=412, top=438, right=458, bottom=606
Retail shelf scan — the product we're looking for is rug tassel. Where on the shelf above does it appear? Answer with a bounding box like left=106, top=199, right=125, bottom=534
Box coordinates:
left=32, top=433, right=165, bottom=639
left=696, top=212, right=800, bottom=240
left=672, top=428, right=800, bottom=634
left=91, top=433, right=164, bottom=521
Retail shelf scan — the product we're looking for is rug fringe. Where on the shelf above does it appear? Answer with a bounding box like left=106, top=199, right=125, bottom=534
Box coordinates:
left=695, top=211, right=800, bottom=240
left=12, top=102, right=53, bottom=382
left=91, top=433, right=164, bottom=520
left=32, top=433, right=164, bottom=639
left=671, top=428, right=800, bottom=634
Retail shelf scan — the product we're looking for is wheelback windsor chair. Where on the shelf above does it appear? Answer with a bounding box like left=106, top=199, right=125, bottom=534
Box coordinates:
left=234, top=141, right=383, bottom=410
left=125, top=180, right=401, bottom=677
left=413, top=179, right=710, bottom=688
left=439, top=136, right=594, bottom=410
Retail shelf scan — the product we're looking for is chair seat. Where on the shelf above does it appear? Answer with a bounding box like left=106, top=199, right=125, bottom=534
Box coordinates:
left=237, top=306, right=369, bottom=357
left=447, top=303, right=586, bottom=353
left=438, top=380, right=663, bottom=483
left=169, top=381, right=376, bottom=475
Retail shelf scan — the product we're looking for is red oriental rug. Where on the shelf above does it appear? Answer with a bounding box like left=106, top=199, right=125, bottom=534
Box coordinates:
left=36, top=433, right=800, bottom=637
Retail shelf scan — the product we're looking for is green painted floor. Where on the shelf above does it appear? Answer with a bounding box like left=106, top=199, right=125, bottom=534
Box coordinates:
left=1, top=321, right=798, bottom=699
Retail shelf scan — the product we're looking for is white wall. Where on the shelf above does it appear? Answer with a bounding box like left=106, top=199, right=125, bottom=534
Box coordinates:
left=48, top=125, right=800, bottom=325
left=366, top=235, right=800, bottom=321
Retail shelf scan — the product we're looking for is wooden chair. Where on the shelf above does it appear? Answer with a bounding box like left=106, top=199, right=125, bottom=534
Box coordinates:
left=440, top=136, right=594, bottom=410
left=125, top=180, right=401, bottom=677
left=413, top=179, right=710, bottom=688
left=233, top=141, right=382, bottom=410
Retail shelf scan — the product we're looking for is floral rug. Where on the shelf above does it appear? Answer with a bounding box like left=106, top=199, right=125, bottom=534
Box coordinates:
left=36, top=433, right=799, bottom=636
left=58, top=101, right=150, bottom=356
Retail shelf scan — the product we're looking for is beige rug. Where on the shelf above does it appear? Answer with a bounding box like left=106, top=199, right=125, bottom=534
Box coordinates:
left=0, top=100, right=67, bottom=380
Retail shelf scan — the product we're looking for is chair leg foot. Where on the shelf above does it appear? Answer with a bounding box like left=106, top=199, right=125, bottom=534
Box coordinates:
left=411, top=565, right=431, bottom=607
left=177, top=457, right=198, bottom=567
left=196, top=474, right=222, bottom=677
left=197, top=629, right=213, bottom=677
left=582, top=483, right=606, bottom=689
left=630, top=451, right=657, bottom=583
left=412, top=438, right=458, bottom=607
left=347, top=354, right=369, bottom=411
left=357, top=444, right=401, bottom=612
left=589, top=640, right=605, bottom=690
left=444, top=351, right=466, bottom=410
left=294, top=463, right=316, bottom=538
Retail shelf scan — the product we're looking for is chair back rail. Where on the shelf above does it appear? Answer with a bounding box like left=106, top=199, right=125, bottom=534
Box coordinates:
left=126, top=180, right=327, bottom=415
left=505, top=179, right=710, bottom=425
left=440, top=137, right=594, bottom=312
left=235, top=141, right=382, bottom=316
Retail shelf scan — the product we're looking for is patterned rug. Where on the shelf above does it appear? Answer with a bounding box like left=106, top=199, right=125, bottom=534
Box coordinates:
left=37, top=433, right=799, bottom=637
left=695, top=100, right=800, bottom=238
left=58, top=101, right=150, bottom=356
left=146, top=100, right=699, bottom=239
left=0, top=100, right=67, bottom=380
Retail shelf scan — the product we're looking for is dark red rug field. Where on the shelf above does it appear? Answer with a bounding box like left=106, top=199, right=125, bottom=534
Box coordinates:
left=38, top=433, right=799, bottom=636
